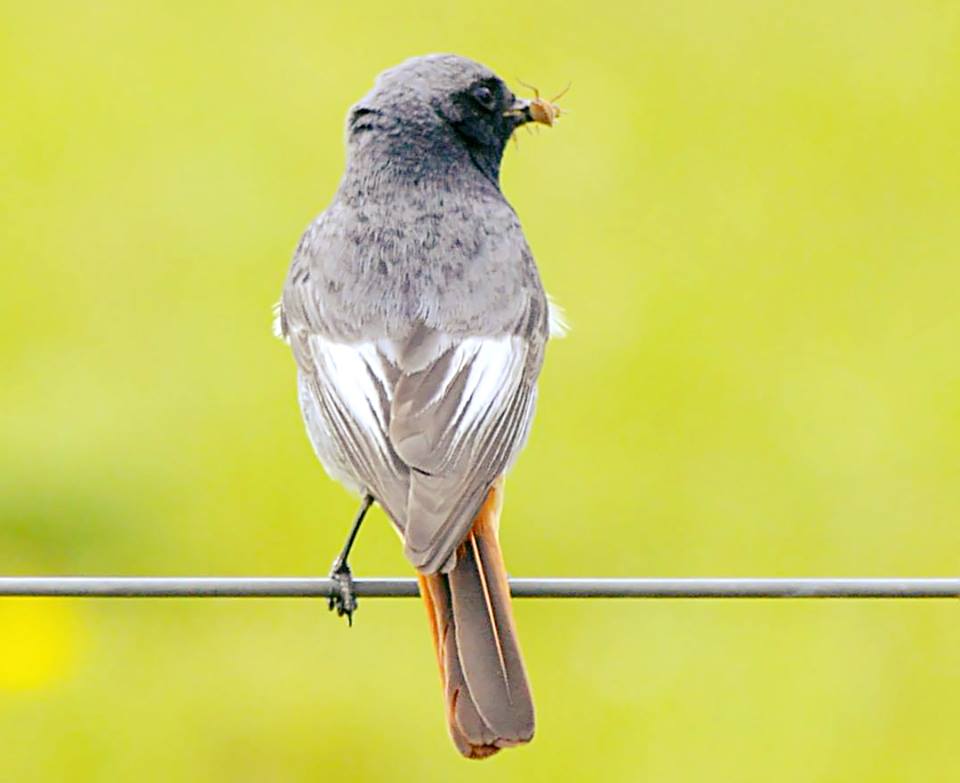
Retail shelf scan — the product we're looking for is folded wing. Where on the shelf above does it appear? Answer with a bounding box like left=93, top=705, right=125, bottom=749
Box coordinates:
left=292, top=325, right=539, bottom=575
left=390, top=334, right=538, bottom=573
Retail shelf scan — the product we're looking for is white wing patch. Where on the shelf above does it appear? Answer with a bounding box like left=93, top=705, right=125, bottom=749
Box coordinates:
left=308, top=338, right=392, bottom=437
left=296, top=335, right=409, bottom=522
left=298, top=333, right=531, bottom=482
left=447, top=336, right=526, bottom=452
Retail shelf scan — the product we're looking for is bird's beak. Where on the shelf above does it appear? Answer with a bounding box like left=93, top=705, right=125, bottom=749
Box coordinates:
left=503, top=96, right=562, bottom=127
left=504, top=97, right=535, bottom=124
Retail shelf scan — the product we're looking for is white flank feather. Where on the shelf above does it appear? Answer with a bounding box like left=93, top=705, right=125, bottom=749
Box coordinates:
left=547, top=295, right=569, bottom=338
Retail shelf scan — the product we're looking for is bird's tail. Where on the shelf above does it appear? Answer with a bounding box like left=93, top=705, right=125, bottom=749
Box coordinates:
left=417, top=478, right=535, bottom=759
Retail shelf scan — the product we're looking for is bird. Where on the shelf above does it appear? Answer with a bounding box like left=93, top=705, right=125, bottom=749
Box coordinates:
left=275, top=53, right=565, bottom=759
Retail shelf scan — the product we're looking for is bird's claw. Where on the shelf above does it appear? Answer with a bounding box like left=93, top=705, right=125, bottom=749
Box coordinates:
left=328, top=561, right=357, bottom=625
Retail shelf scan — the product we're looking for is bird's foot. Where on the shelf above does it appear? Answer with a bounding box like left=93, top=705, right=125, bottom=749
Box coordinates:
left=328, top=560, right=357, bottom=626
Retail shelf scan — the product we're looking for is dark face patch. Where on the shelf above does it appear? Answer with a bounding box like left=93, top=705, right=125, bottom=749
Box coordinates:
left=439, top=78, right=523, bottom=182
left=446, top=78, right=515, bottom=149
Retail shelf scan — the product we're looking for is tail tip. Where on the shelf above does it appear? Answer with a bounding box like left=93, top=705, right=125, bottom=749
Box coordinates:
left=454, top=729, right=535, bottom=760
left=465, top=744, right=501, bottom=760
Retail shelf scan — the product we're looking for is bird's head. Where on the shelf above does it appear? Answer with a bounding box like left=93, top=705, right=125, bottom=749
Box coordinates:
left=344, top=54, right=559, bottom=184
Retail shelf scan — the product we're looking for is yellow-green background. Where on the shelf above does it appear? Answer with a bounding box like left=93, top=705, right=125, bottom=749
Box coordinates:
left=2, top=1, right=960, bottom=780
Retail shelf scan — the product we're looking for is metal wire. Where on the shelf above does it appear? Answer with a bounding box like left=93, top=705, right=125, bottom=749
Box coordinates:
left=1, top=577, right=960, bottom=598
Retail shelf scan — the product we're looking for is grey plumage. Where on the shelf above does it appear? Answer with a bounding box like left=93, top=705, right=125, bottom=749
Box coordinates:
left=278, top=53, right=556, bottom=756
left=280, top=54, right=549, bottom=574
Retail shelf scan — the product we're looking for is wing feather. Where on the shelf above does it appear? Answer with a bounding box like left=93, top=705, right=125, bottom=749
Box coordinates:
left=395, top=336, right=537, bottom=573
left=290, top=327, right=541, bottom=573
left=299, top=336, right=409, bottom=524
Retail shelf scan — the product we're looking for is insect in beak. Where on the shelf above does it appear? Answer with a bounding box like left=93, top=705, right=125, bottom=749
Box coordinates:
left=504, top=80, right=570, bottom=127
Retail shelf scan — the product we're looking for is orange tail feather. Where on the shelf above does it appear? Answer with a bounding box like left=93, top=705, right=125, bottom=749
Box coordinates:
left=417, top=478, right=534, bottom=759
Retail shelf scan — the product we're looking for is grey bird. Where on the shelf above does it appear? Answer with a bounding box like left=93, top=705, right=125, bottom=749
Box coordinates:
left=276, top=53, right=564, bottom=759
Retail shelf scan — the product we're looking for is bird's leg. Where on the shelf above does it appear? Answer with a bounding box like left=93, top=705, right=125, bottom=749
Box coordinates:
left=328, top=493, right=374, bottom=625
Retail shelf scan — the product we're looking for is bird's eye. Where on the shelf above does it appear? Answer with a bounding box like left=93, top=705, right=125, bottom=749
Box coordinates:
left=471, top=84, right=496, bottom=111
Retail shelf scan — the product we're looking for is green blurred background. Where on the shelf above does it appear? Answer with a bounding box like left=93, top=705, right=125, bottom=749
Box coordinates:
left=2, top=0, right=960, bottom=780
